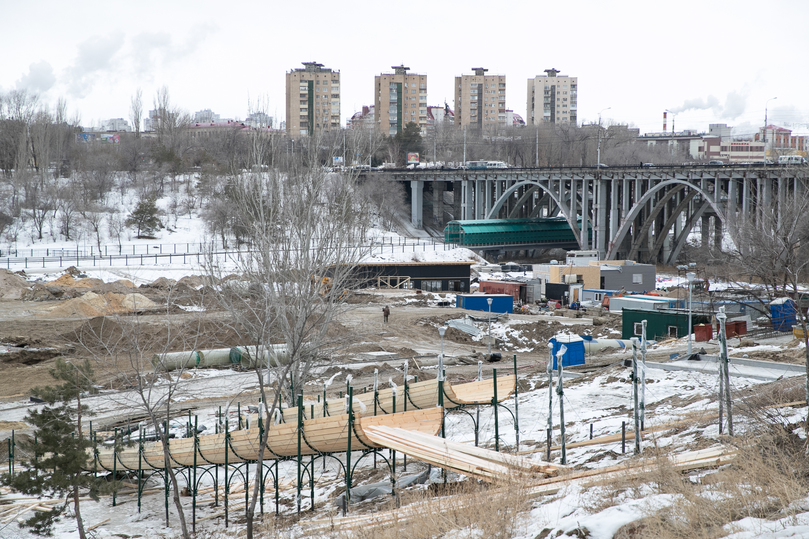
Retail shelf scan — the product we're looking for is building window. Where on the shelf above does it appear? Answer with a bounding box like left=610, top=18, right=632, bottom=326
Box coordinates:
left=632, top=274, right=643, bottom=284
left=634, top=322, right=643, bottom=336
left=668, top=326, right=679, bottom=338
left=422, top=280, right=442, bottom=292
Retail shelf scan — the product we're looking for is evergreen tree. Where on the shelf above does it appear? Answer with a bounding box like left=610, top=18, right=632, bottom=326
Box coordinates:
left=392, top=121, right=424, bottom=164
left=2, top=359, right=103, bottom=538
left=125, top=196, right=162, bottom=238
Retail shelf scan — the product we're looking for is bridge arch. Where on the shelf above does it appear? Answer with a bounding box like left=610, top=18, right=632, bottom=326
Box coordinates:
left=606, top=179, right=725, bottom=260
left=487, top=180, right=583, bottom=248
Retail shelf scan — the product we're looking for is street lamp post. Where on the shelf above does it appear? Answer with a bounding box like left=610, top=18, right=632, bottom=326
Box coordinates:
left=438, top=326, right=446, bottom=359
left=686, top=272, right=696, bottom=355
left=487, top=298, right=493, bottom=356
left=596, top=107, right=611, bottom=166
left=764, top=97, right=778, bottom=155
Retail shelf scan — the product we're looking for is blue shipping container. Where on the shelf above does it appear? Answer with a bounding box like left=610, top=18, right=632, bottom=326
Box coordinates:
left=456, top=294, right=513, bottom=314
left=770, top=297, right=796, bottom=331
left=550, top=338, right=586, bottom=369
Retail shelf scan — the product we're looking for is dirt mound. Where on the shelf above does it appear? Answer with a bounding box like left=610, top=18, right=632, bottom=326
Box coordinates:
left=48, top=273, right=78, bottom=287
left=47, top=273, right=105, bottom=289
left=144, top=277, right=177, bottom=289
left=178, top=275, right=206, bottom=289
left=44, top=291, right=159, bottom=318
left=0, top=269, right=30, bottom=300
left=1, top=347, right=62, bottom=365
left=66, top=316, right=244, bottom=356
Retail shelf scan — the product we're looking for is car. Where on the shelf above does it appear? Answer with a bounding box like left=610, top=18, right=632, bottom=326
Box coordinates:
left=596, top=163, right=609, bottom=168
left=708, top=160, right=724, bottom=165
left=642, top=163, right=654, bottom=167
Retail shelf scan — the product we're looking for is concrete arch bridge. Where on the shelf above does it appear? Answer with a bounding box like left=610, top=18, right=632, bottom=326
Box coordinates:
left=364, top=165, right=808, bottom=264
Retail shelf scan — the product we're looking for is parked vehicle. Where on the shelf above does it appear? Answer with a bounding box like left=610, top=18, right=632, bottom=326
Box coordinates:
left=778, top=155, right=807, bottom=165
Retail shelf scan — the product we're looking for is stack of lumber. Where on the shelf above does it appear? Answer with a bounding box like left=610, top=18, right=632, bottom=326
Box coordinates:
left=90, top=407, right=443, bottom=471
left=0, top=497, right=93, bottom=525
left=363, top=425, right=564, bottom=482
left=525, top=446, right=735, bottom=496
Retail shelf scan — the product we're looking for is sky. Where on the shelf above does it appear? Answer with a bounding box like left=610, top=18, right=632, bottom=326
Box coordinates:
left=2, top=0, right=809, bottom=138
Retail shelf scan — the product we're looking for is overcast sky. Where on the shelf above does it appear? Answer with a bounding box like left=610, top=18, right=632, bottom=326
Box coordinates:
left=3, top=0, right=808, bottom=137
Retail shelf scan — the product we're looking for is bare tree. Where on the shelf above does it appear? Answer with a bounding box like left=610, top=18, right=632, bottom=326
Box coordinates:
left=130, top=88, right=143, bottom=139
left=721, top=170, right=809, bottom=425
left=75, top=291, right=216, bottom=539
left=202, top=166, right=373, bottom=538
left=151, top=86, right=191, bottom=181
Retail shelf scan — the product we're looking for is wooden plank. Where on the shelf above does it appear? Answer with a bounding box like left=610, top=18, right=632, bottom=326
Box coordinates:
left=87, top=518, right=110, bottom=531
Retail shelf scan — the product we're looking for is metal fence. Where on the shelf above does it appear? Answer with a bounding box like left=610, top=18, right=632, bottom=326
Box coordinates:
left=0, top=237, right=449, bottom=271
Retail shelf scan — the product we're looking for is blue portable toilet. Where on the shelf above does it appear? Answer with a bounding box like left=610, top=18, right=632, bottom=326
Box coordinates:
left=770, top=297, right=797, bottom=331
left=550, top=337, right=585, bottom=369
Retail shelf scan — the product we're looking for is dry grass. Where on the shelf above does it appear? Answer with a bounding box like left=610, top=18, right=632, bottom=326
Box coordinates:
left=317, top=475, right=537, bottom=539
left=593, top=426, right=809, bottom=539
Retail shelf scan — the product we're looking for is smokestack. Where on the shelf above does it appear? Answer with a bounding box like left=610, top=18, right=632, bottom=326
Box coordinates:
left=663, top=111, right=667, bottom=132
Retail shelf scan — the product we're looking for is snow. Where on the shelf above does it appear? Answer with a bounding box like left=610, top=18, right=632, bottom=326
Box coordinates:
left=3, top=186, right=809, bottom=538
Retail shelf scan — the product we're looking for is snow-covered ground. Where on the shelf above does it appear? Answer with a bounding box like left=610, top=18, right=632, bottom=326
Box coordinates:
left=2, top=334, right=807, bottom=538
left=3, top=188, right=809, bottom=538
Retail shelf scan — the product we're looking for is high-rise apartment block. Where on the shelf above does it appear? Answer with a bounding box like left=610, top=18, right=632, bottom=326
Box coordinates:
left=527, top=69, right=577, bottom=126
left=454, top=68, right=506, bottom=130
left=374, top=66, right=427, bottom=135
left=285, top=62, right=340, bottom=137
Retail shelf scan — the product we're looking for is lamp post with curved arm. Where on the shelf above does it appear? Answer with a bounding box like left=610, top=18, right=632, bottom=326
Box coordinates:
left=596, top=107, right=611, bottom=166
left=764, top=97, right=777, bottom=155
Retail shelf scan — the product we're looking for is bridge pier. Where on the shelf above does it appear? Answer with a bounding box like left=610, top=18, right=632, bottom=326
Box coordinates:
left=410, top=180, right=423, bottom=229
left=432, top=181, right=444, bottom=225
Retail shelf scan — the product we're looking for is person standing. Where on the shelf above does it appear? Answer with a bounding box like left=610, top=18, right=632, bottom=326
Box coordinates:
left=382, top=305, right=390, bottom=323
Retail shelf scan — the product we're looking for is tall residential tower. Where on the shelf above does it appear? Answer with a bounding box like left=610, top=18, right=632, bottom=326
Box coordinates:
left=527, top=68, right=577, bottom=126
left=454, top=68, right=506, bottom=130
left=374, top=65, right=427, bottom=135
left=285, top=62, right=340, bottom=137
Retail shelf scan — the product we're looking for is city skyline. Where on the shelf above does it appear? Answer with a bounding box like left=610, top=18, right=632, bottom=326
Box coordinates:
left=2, top=0, right=808, bottom=138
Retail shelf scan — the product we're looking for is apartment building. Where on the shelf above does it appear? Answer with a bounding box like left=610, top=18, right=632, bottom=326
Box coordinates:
left=454, top=68, right=506, bottom=131
left=285, top=62, right=340, bottom=137
left=374, top=65, right=427, bottom=135
left=526, top=68, right=578, bottom=126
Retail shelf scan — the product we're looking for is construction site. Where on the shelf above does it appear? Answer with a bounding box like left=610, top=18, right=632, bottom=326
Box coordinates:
left=2, top=261, right=809, bottom=538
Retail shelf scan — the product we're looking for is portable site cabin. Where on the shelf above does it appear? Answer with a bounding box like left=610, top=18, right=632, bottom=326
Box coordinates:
left=621, top=308, right=711, bottom=341
left=608, top=295, right=682, bottom=314
left=597, top=262, right=656, bottom=293
left=545, top=282, right=584, bottom=304
left=456, top=293, right=513, bottom=314
left=581, top=289, right=621, bottom=303
left=479, top=280, right=524, bottom=303
left=770, top=297, right=797, bottom=331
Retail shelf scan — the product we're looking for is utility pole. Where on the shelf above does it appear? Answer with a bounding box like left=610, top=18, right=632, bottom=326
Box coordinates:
left=717, top=307, right=733, bottom=435
left=547, top=343, right=553, bottom=449
left=596, top=107, right=610, bottom=166
left=463, top=127, right=467, bottom=164
left=631, top=337, right=641, bottom=455
left=556, top=346, right=568, bottom=464
left=764, top=97, right=777, bottom=157
left=535, top=127, right=539, bottom=167
left=640, top=320, right=647, bottom=430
